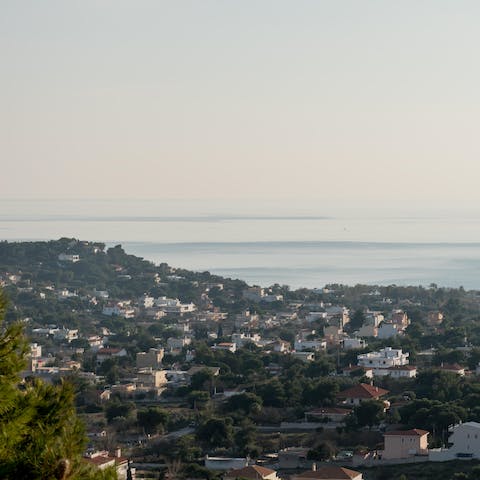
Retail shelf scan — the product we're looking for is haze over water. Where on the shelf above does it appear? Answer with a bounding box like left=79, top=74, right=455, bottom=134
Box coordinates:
left=3, top=199, right=480, bottom=290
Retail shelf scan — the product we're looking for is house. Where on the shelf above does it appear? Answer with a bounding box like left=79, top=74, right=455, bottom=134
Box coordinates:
left=83, top=450, right=130, bottom=479
left=231, top=333, right=262, bottom=348
left=382, top=429, right=429, bottom=459
left=136, top=368, right=168, bottom=390
left=96, top=348, right=127, bottom=365
left=136, top=348, right=164, bottom=369
left=357, top=347, right=409, bottom=376
left=387, top=365, right=417, bottom=378
left=53, top=328, right=79, bottom=343
left=138, top=294, right=155, bottom=308
left=88, top=335, right=105, bottom=350
left=430, top=422, right=480, bottom=461
left=294, top=339, right=327, bottom=352
left=390, top=310, right=410, bottom=330
left=325, top=306, right=350, bottom=327
left=290, top=465, right=363, bottom=480
left=102, top=303, right=135, bottom=318
left=224, top=466, right=278, bottom=480
left=337, top=383, right=389, bottom=406
left=242, top=286, right=283, bottom=303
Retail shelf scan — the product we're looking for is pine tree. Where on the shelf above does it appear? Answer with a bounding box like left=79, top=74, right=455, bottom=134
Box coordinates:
left=0, top=290, right=114, bottom=479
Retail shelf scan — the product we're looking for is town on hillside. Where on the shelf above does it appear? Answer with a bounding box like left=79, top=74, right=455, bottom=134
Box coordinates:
left=3, top=239, right=480, bottom=480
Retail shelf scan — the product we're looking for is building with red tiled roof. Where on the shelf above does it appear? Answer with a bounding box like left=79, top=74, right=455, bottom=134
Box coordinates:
left=224, top=465, right=278, bottom=480
left=383, top=429, right=429, bottom=459
left=291, top=465, right=363, bottom=480
left=84, top=450, right=129, bottom=479
left=337, top=383, right=389, bottom=406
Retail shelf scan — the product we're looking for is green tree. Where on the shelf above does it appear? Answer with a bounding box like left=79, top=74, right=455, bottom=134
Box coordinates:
left=196, top=417, right=234, bottom=448
left=137, top=407, right=168, bottom=435
left=105, top=400, right=136, bottom=424
left=353, top=400, right=385, bottom=429
left=307, top=442, right=335, bottom=461
left=223, top=392, right=262, bottom=416
left=0, top=291, right=105, bottom=479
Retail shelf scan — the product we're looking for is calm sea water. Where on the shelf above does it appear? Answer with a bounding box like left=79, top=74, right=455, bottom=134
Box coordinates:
left=2, top=199, right=480, bottom=289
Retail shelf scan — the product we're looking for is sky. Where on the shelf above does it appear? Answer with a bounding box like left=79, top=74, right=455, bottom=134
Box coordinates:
left=2, top=1, right=480, bottom=211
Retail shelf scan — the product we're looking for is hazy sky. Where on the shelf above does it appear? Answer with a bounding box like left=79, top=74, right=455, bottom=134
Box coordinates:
left=2, top=1, right=480, bottom=209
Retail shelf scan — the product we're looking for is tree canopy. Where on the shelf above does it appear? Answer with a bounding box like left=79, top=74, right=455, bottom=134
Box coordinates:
left=0, top=290, right=108, bottom=479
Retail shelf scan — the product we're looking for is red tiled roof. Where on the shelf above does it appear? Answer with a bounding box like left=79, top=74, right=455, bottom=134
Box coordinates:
left=337, top=383, right=389, bottom=399
left=97, top=348, right=122, bottom=354
left=84, top=456, right=115, bottom=467
left=384, top=429, right=429, bottom=436
left=295, top=466, right=361, bottom=479
left=225, top=466, right=276, bottom=479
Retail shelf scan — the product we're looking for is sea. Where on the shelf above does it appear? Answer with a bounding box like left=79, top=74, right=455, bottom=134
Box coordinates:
left=2, top=198, right=480, bottom=290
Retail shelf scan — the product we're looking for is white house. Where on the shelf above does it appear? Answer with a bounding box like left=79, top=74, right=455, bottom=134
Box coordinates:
left=294, top=339, right=327, bottom=352
left=388, top=365, right=417, bottom=378
left=58, top=253, right=80, bottom=263
left=155, top=296, right=196, bottom=313
left=430, top=422, right=480, bottom=461
left=357, top=347, right=409, bottom=376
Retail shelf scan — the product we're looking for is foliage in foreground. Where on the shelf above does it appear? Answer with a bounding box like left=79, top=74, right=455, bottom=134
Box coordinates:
left=0, top=291, right=112, bottom=479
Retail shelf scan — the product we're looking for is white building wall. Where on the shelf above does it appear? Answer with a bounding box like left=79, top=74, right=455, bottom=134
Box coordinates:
left=430, top=422, right=480, bottom=461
